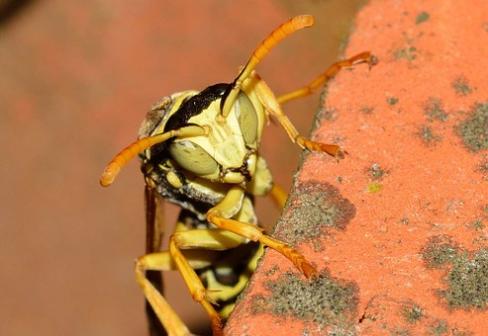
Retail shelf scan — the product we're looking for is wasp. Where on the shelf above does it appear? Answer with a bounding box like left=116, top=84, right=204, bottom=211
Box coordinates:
left=100, top=15, right=375, bottom=336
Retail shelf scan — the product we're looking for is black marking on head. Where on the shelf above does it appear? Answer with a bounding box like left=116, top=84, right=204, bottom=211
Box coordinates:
left=165, top=83, right=230, bottom=132
left=142, top=84, right=229, bottom=165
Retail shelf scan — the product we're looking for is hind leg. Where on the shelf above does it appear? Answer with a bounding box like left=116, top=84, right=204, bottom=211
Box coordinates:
left=135, top=252, right=190, bottom=336
left=136, top=229, right=245, bottom=336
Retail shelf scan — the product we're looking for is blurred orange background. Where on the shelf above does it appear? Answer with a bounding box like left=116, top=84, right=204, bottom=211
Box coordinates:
left=0, top=1, right=364, bottom=335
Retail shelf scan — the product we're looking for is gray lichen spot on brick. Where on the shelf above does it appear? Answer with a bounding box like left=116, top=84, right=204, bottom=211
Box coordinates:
left=469, top=218, right=485, bottom=231
left=367, top=163, right=386, bottom=181
left=418, top=125, right=442, bottom=145
left=457, top=102, right=488, bottom=152
left=401, top=303, right=423, bottom=324
left=421, top=235, right=460, bottom=269
left=361, top=106, right=375, bottom=114
left=387, top=96, right=399, bottom=106
left=477, top=156, right=488, bottom=180
left=422, top=236, right=488, bottom=310
left=393, top=46, right=417, bottom=62
left=415, top=11, right=430, bottom=24
left=430, top=319, right=449, bottom=335
left=428, top=320, right=472, bottom=336
left=327, top=326, right=357, bottom=336
left=442, top=248, right=488, bottom=309
left=263, top=270, right=358, bottom=327
left=275, top=181, right=356, bottom=246
left=390, top=328, right=411, bottom=336
left=452, top=77, right=473, bottom=96
left=319, top=107, right=338, bottom=122
left=424, top=98, right=448, bottom=122
left=249, top=294, right=268, bottom=315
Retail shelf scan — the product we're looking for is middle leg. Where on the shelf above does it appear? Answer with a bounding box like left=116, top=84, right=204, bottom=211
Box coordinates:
left=168, top=229, right=248, bottom=336
left=268, top=183, right=288, bottom=209
left=207, top=186, right=317, bottom=278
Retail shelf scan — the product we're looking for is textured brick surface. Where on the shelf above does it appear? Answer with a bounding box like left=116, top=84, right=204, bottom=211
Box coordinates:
left=226, top=1, right=488, bottom=335
left=0, top=1, right=364, bottom=335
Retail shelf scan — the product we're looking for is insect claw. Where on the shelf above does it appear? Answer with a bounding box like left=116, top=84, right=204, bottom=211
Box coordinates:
left=301, top=262, right=319, bottom=279
left=368, top=54, right=379, bottom=69
left=334, top=148, right=348, bottom=161
left=289, top=251, right=318, bottom=278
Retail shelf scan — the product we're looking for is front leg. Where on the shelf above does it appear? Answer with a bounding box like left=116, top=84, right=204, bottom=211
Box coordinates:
left=135, top=252, right=191, bottom=336
left=251, top=74, right=345, bottom=158
left=276, top=51, right=377, bottom=104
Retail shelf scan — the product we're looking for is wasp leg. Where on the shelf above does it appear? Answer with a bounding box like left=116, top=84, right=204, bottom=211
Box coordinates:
left=167, top=228, right=251, bottom=336
left=253, top=76, right=344, bottom=158
left=135, top=252, right=191, bottom=336
left=269, top=183, right=288, bottom=209
left=206, top=212, right=317, bottom=278
left=277, top=51, right=377, bottom=104
left=207, top=187, right=317, bottom=278
left=136, top=247, right=230, bottom=336
left=173, top=229, right=246, bottom=250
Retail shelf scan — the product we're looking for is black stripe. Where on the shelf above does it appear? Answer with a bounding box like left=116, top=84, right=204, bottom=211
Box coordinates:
left=164, top=83, right=230, bottom=132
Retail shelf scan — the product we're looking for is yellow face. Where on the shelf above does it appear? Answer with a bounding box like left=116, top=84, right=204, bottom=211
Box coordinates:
left=142, top=82, right=267, bottom=185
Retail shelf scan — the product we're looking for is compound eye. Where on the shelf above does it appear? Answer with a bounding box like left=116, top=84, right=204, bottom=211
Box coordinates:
left=169, top=140, right=218, bottom=176
left=236, top=92, right=258, bottom=145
